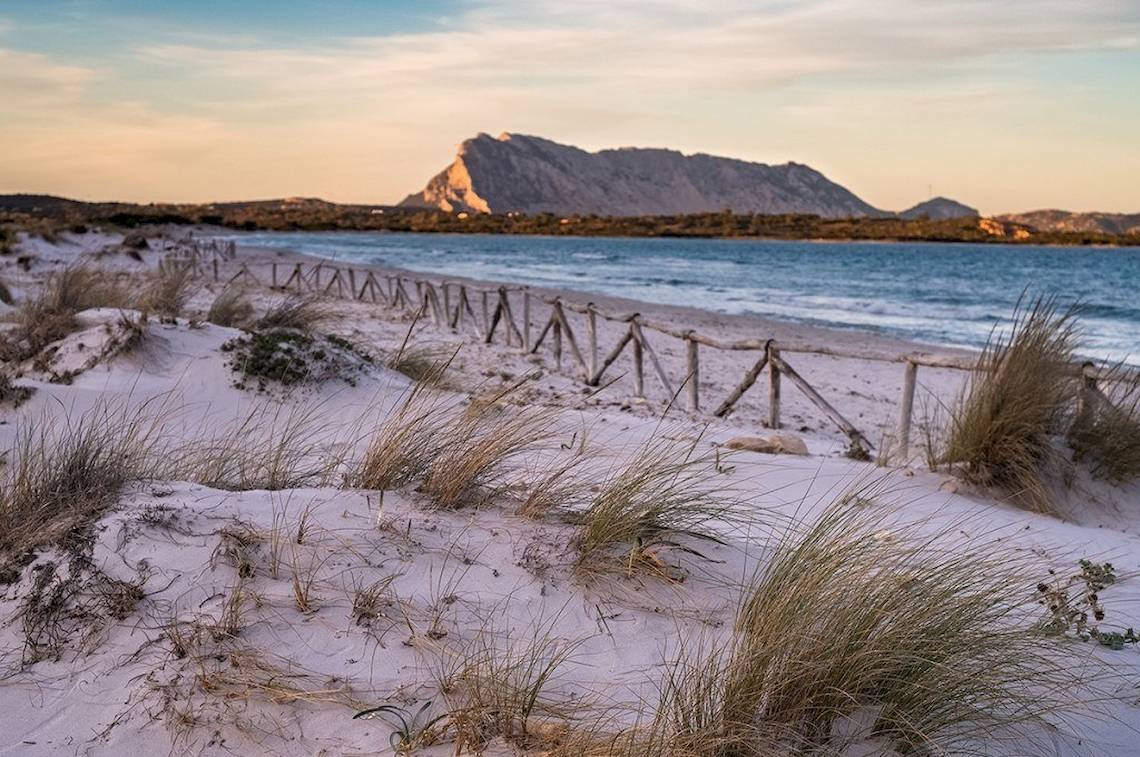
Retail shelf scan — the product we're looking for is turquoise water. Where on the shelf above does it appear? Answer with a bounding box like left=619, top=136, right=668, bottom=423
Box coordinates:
left=220, top=231, right=1140, bottom=363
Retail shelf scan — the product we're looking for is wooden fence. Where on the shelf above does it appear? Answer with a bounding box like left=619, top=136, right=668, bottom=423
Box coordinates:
left=172, top=242, right=1137, bottom=461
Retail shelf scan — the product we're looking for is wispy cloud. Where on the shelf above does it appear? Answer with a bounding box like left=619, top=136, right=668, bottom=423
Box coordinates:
left=1, top=1, right=1138, bottom=210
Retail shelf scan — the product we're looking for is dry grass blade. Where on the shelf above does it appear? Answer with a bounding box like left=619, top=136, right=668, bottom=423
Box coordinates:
left=0, top=398, right=170, bottom=553
left=206, top=284, right=255, bottom=327
left=636, top=494, right=1087, bottom=756
left=256, top=293, right=333, bottom=332
left=940, top=296, right=1080, bottom=512
left=574, top=434, right=736, bottom=578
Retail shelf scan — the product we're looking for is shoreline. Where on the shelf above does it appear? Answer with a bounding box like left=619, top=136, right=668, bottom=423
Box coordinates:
left=219, top=229, right=981, bottom=365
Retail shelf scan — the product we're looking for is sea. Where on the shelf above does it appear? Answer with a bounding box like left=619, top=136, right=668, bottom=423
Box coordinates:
left=217, top=231, right=1140, bottom=364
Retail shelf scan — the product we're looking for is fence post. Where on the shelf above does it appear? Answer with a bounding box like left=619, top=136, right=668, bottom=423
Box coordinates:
left=212, top=259, right=219, bottom=282
left=632, top=325, right=645, bottom=399
left=523, top=289, right=532, bottom=352
left=686, top=336, right=700, bottom=412
left=587, top=305, right=598, bottom=379
left=1077, top=361, right=1098, bottom=422
left=896, top=359, right=918, bottom=460
left=271, top=262, right=277, bottom=288
left=767, top=343, right=781, bottom=429
left=553, top=317, right=563, bottom=371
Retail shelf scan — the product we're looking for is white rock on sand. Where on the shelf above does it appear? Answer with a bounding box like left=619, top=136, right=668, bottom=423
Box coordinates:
left=0, top=230, right=1139, bottom=756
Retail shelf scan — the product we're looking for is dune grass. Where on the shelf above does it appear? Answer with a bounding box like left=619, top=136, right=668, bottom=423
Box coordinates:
left=349, top=376, right=553, bottom=508
left=348, top=383, right=454, bottom=492
left=420, top=397, right=554, bottom=509
left=0, top=399, right=169, bottom=553
left=168, top=404, right=340, bottom=491
left=620, top=495, right=1084, bottom=756
left=574, top=434, right=737, bottom=578
left=255, top=293, right=333, bottom=332
left=940, top=296, right=1080, bottom=511
left=0, top=266, right=131, bottom=362
left=1070, top=372, right=1140, bottom=484
left=206, top=285, right=255, bottom=328
left=435, top=615, right=589, bottom=752
left=136, top=264, right=198, bottom=318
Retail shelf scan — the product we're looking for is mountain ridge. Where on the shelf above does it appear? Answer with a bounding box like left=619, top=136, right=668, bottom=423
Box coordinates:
left=401, top=132, right=885, bottom=218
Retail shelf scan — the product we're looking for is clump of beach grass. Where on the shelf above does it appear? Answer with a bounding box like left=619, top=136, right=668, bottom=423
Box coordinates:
left=628, top=493, right=1085, bottom=756
left=0, top=265, right=130, bottom=362
left=419, top=393, right=555, bottom=509
left=0, top=399, right=169, bottom=553
left=940, top=296, right=1080, bottom=512
left=573, top=434, right=737, bottom=578
left=1069, top=369, right=1140, bottom=484
left=437, top=615, right=588, bottom=752
left=169, top=403, right=340, bottom=491
left=349, top=378, right=552, bottom=508
left=206, top=285, right=255, bottom=328
left=136, top=264, right=198, bottom=318
left=255, top=293, right=332, bottom=332
left=348, top=383, right=454, bottom=492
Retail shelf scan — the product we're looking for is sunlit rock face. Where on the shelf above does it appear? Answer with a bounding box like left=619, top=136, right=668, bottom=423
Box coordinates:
left=401, top=132, right=883, bottom=217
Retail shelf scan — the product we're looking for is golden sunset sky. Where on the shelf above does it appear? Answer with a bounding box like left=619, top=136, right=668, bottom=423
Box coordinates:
left=2, top=1, right=1138, bottom=214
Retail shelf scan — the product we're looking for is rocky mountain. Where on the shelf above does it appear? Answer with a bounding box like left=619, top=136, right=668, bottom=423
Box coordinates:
left=899, top=196, right=978, bottom=220
left=401, top=132, right=884, bottom=218
left=995, top=210, right=1140, bottom=236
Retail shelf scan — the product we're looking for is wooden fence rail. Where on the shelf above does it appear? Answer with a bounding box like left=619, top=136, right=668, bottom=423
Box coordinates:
left=172, top=243, right=1139, bottom=461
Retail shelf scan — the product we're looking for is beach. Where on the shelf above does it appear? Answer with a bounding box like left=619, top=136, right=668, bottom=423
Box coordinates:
left=2, top=228, right=1140, bottom=755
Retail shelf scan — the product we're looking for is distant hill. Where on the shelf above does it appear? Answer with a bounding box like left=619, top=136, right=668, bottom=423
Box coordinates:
left=899, top=197, right=978, bottom=220
left=0, top=194, right=88, bottom=212
left=401, top=132, right=885, bottom=218
left=996, top=210, right=1140, bottom=235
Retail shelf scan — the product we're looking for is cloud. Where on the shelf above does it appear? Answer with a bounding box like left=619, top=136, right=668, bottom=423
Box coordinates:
left=0, top=48, right=99, bottom=104
left=2, top=1, right=1139, bottom=210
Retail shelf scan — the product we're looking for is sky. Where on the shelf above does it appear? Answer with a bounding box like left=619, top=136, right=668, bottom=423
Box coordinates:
left=1, top=0, right=1138, bottom=215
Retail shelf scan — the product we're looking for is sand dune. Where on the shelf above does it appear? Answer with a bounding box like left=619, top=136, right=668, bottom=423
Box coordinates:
left=1, top=229, right=1139, bottom=755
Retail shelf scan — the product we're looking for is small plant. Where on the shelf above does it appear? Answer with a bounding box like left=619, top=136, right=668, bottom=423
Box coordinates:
left=290, top=546, right=324, bottom=614
left=0, top=372, right=34, bottom=407
left=351, top=575, right=398, bottom=626
left=353, top=700, right=448, bottom=753
left=222, top=329, right=368, bottom=389
left=388, top=344, right=452, bottom=385
left=1037, top=559, right=1137, bottom=648
left=440, top=616, right=587, bottom=751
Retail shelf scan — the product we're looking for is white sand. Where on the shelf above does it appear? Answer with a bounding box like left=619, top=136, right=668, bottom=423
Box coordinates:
left=1, top=229, right=1139, bottom=755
